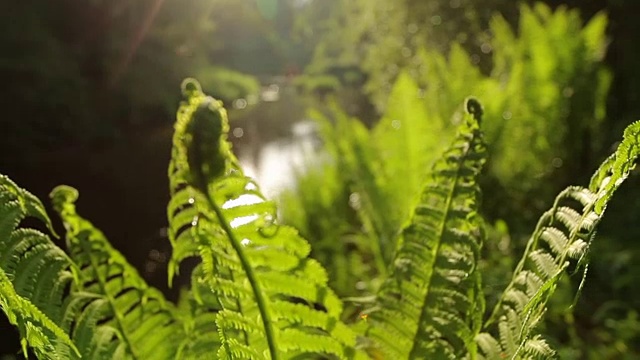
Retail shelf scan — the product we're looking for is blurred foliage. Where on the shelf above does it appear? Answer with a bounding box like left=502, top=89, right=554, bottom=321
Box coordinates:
left=294, top=1, right=611, bottom=242
left=281, top=2, right=640, bottom=358
left=195, top=66, right=261, bottom=104
left=293, top=0, right=518, bottom=115
left=0, top=0, right=306, bottom=165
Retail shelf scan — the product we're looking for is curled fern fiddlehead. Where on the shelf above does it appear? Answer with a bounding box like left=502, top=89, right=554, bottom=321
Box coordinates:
left=167, top=79, right=366, bottom=359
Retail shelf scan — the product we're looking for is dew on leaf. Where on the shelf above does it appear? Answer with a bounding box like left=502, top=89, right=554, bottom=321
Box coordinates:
left=258, top=214, right=278, bottom=237
left=349, top=192, right=361, bottom=210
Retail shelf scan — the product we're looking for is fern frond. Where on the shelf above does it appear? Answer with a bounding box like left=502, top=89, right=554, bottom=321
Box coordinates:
left=365, top=98, right=487, bottom=359
left=0, top=175, right=130, bottom=359
left=479, top=187, right=592, bottom=359
left=481, top=121, right=640, bottom=359
left=590, top=121, right=640, bottom=213
left=167, top=79, right=365, bottom=359
left=0, top=267, right=77, bottom=359
left=0, top=174, right=80, bottom=358
left=51, top=185, right=186, bottom=359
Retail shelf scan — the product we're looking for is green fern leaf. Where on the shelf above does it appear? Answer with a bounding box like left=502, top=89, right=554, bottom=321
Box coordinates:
left=0, top=268, right=77, bottom=359
left=481, top=121, right=640, bottom=359
left=167, top=79, right=365, bottom=359
left=51, top=185, right=186, bottom=359
left=590, top=121, right=640, bottom=213
left=0, top=174, right=81, bottom=358
left=480, top=187, right=594, bottom=360
left=365, top=98, right=487, bottom=359
left=1, top=175, right=124, bottom=359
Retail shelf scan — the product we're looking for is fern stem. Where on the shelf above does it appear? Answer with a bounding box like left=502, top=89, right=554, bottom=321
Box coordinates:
left=205, top=192, right=279, bottom=360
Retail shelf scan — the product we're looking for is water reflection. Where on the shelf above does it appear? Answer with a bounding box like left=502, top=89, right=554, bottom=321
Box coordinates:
left=239, top=120, right=321, bottom=199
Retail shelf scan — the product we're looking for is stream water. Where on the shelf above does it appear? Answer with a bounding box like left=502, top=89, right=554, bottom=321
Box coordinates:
left=240, top=119, right=320, bottom=198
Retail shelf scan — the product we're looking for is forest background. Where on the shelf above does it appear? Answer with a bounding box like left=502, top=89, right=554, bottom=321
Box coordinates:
left=2, top=0, right=640, bottom=358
